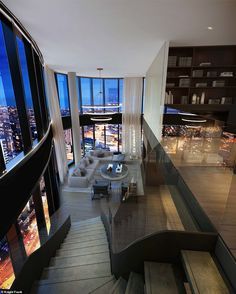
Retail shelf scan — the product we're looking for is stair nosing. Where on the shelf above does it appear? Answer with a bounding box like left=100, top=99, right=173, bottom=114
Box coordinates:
left=46, top=260, right=111, bottom=271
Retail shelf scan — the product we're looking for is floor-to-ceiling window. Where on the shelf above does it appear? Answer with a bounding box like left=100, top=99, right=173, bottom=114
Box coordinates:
left=77, top=77, right=123, bottom=153
left=56, top=73, right=70, bottom=116
left=0, top=22, right=23, bottom=165
left=16, top=36, right=37, bottom=141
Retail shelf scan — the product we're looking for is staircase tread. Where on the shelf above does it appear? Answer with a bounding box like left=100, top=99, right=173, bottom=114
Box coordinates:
left=110, top=277, right=127, bottom=294
left=90, top=277, right=116, bottom=294
left=41, top=261, right=111, bottom=282
left=144, top=262, right=179, bottom=294
left=68, top=228, right=106, bottom=236
left=181, top=250, right=229, bottom=294
left=56, top=244, right=109, bottom=257
left=50, top=252, right=110, bottom=267
left=125, top=272, right=144, bottom=294
left=32, top=276, right=113, bottom=294
left=59, top=239, right=108, bottom=251
left=69, top=225, right=104, bottom=234
left=62, top=236, right=107, bottom=247
left=65, top=231, right=106, bottom=240
left=63, top=235, right=107, bottom=244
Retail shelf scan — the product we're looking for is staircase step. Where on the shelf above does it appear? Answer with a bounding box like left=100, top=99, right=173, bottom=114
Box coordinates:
left=32, top=276, right=113, bottom=294
left=61, top=238, right=107, bottom=250
left=56, top=244, right=109, bottom=257
left=72, top=216, right=101, bottom=224
left=41, top=261, right=111, bottom=282
left=110, top=277, right=127, bottom=294
left=69, top=224, right=104, bottom=234
left=68, top=227, right=105, bottom=237
left=49, top=252, right=110, bottom=268
left=144, top=262, right=179, bottom=294
left=90, top=277, right=116, bottom=293
left=125, top=272, right=144, bottom=294
left=63, top=234, right=107, bottom=245
left=181, top=250, right=229, bottom=294
left=65, top=230, right=106, bottom=241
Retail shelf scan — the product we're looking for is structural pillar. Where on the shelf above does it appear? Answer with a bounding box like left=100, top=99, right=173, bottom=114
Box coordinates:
left=68, top=72, right=82, bottom=164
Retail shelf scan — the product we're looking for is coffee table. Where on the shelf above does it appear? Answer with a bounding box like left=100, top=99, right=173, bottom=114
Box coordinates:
left=100, top=163, right=129, bottom=181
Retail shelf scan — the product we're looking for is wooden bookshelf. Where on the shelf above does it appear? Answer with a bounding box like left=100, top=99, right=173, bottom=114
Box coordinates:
left=165, top=46, right=236, bottom=113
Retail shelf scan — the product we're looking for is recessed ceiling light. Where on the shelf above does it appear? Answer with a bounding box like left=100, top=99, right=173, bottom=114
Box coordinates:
left=208, top=26, right=213, bottom=30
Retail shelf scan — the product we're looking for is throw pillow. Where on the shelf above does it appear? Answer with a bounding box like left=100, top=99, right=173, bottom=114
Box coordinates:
left=84, top=157, right=90, bottom=166
left=81, top=158, right=88, bottom=167
left=87, top=155, right=94, bottom=164
left=72, top=168, right=81, bottom=177
left=80, top=167, right=87, bottom=177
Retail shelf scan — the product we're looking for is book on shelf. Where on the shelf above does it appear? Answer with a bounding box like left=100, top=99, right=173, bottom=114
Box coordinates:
left=178, top=56, right=192, bottom=67
left=166, top=83, right=175, bottom=88
left=192, top=70, right=204, bottom=77
left=212, top=80, right=225, bottom=87
left=195, top=82, right=207, bottom=87
left=181, top=96, right=188, bottom=104
left=199, top=62, right=211, bottom=67
left=221, top=97, right=232, bottom=104
left=207, top=71, right=217, bottom=77
left=179, top=78, right=190, bottom=87
left=168, top=56, right=177, bottom=67
left=165, top=91, right=174, bottom=104
left=208, top=98, right=220, bottom=104
left=220, top=72, right=234, bottom=77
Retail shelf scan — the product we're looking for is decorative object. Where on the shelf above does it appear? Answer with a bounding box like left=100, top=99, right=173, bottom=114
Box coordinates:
left=200, top=92, right=205, bottom=104
left=192, top=94, right=197, bottom=104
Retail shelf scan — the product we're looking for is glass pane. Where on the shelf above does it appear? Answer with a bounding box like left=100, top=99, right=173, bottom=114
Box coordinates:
left=80, top=78, right=92, bottom=113
left=106, top=124, right=118, bottom=152
left=119, top=124, right=122, bottom=151
left=0, top=237, right=15, bottom=289
left=83, top=125, right=94, bottom=152
left=93, top=78, right=104, bottom=113
left=40, top=177, right=51, bottom=234
left=0, top=22, right=24, bottom=165
left=16, top=36, right=37, bottom=140
left=95, top=124, right=106, bottom=149
left=64, top=129, right=73, bottom=162
left=17, top=197, right=40, bottom=256
left=119, top=79, right=123, bottom=112
left=56, top=74, right=70, bottom=116
left=105, top=79, right=118, bottom=112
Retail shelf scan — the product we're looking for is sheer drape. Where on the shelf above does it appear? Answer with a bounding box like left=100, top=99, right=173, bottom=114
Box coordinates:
left=68, top=72, right=81, bottom=165
left=122, top=77, right=143, bottom=158
left=44, top=65, right=68, bottom=183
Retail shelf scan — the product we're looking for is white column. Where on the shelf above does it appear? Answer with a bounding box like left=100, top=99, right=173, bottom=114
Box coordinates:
left=68, top=72, right=81, bottom=164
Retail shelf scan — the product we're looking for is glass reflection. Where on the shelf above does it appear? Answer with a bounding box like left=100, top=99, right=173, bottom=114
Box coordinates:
left=17, top=197, right=40, bottom=256
left=0, top=237, right=15, bottom=289
left=40, top=177, right=51, bottom=234
left=64, top=129, right=73, bottom=162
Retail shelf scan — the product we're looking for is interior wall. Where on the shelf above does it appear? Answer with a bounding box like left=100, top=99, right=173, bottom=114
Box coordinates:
left=144, top=41, right=169, bottom=141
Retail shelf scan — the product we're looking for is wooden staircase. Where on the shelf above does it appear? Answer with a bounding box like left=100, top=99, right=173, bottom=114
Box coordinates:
left=31, top=216, right=231, bottom=294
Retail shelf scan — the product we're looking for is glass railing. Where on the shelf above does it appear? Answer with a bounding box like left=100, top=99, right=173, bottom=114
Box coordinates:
left=159, top=111, right=236, bottom=259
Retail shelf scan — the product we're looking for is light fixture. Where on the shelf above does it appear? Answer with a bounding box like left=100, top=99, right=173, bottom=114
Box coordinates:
left=207, top=26, right=213, bottom=30
left=179, top=112, right=197, bottom=116
left=182, top=118, right=207, bottom=123
left=90, top=117, right=112, bottom=122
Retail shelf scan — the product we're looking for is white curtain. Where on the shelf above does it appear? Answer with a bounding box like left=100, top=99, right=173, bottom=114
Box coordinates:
left=44, top=65, right=68, bottom=183
left=68, top=72, right=81, bottom=165
left=122, top=77, right=143, bottom=158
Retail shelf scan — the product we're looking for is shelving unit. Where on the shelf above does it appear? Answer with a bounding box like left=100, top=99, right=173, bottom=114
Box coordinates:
left=165, top=46, right=236, bottom=114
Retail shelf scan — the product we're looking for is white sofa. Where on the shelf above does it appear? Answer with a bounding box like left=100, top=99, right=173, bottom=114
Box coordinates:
left=68, top=157, right=99, bottom=188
